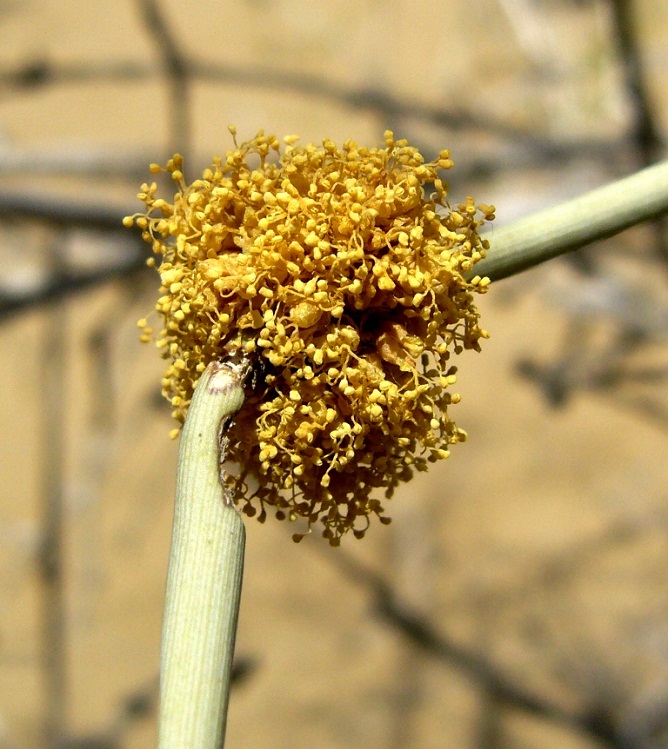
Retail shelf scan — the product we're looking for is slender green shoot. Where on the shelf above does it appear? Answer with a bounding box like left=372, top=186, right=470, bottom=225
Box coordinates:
left=159, top=358, right=249, bottom=749
left=473, top=159, right=668, bottom=282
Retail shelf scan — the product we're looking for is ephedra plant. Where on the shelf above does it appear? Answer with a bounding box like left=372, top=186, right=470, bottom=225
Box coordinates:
left=124, top=129, right=668, bottom=748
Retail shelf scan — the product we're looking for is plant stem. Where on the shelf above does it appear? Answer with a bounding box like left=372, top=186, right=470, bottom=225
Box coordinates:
left=473, top=159, right=668, bottom=282
left=159, top=357, right=249, bottom=749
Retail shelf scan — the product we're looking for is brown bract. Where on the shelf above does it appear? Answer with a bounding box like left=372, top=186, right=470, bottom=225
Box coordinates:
left=126, top=129, right=494, bottom=545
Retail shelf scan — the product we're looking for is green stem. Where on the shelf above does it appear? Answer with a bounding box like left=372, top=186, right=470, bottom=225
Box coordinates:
left=159, top=358, right=249, bottom=749
left=473, top=159, right=668, bottom=282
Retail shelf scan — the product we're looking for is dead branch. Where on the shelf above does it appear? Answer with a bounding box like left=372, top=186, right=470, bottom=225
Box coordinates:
left=136, top=0, right=192, bottom=164
left=323, top=547, right=625, bottom=748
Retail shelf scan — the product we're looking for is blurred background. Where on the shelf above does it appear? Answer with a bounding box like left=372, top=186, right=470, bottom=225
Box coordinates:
left=0, top=1, right=667, bottom=747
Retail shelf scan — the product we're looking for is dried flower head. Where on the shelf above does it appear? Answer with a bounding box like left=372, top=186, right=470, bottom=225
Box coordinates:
left=126, top=128, right=494, bottom=545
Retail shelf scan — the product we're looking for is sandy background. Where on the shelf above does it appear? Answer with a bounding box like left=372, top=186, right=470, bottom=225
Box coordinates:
left=0, top=1, right=667, bottom=747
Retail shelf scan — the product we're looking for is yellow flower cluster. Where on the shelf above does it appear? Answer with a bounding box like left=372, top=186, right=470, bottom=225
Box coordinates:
left=126, top=128, right=494, bottom=544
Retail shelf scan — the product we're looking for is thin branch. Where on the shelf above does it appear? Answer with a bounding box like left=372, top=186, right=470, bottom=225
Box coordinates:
left=474, top=159, right=668, bottom=281
left=38, top=232, right=69, bottom=746
left=0, top=190, right=148, bottom=320
left=610, top=0, right=664, bottom=164
left=0, top=254, right=147, bottom=321
left=325, top=549, right=621, bottom=747
left=0, top=146, right=154, bottom=178
left=609, top=0, right=668, bottom=265
left=0, top=189, right=137, bottom=229
left=136, top=0, right=191, bottom=163
left=0, top=56, right=620, bottom=161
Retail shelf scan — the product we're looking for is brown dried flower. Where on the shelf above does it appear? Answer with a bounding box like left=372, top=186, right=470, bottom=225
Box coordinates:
left=126, top=128, right=494, bottom=544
